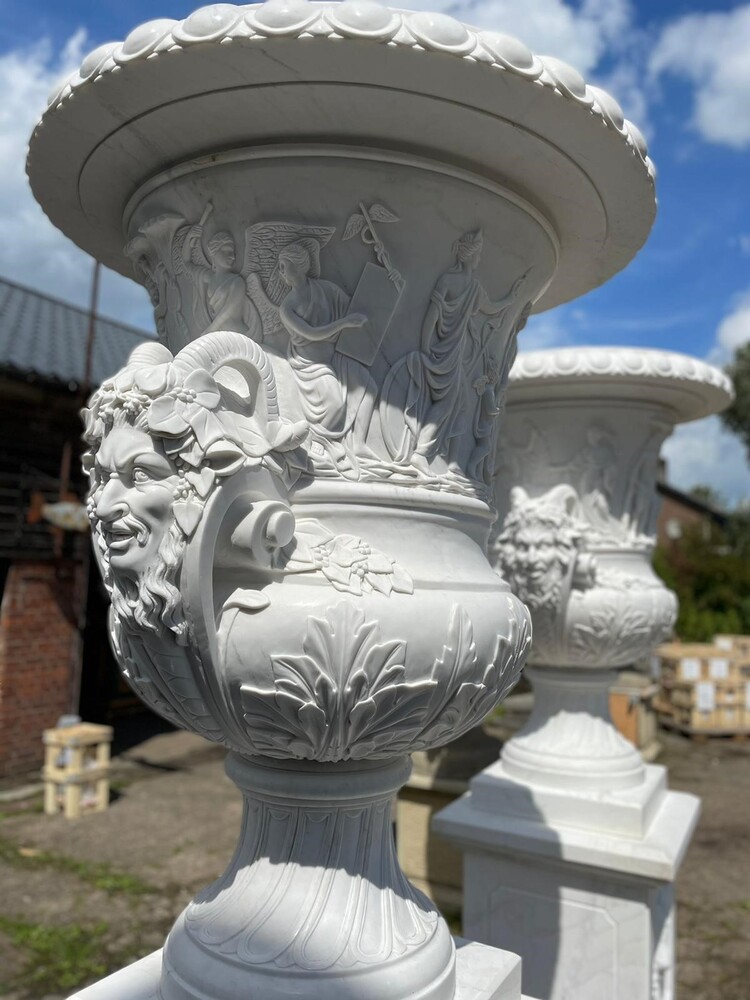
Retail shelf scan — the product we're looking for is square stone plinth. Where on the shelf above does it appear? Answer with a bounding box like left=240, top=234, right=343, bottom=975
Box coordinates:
left=434, top=763, right=701, bottom=1000
left=68, top=940, right=538, bottom=1000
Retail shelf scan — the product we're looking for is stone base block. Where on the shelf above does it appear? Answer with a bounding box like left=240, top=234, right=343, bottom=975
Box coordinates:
left=434, top=766, right=700, bottom=1000
left=470, top=759, right=669, bottom=840
left=435, top=764, right=699, bottom=882
left=68, top=940, right=538, bottom=1000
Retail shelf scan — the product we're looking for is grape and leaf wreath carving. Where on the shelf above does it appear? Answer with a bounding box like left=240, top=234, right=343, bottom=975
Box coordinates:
left=81, top=331, right=313, bottom=741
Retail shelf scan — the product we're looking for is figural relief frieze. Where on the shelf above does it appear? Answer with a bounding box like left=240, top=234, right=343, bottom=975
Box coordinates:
left=380, top=230, right=530, bottom=488
left=126, top=201, right=532, bottom=500
left=497, top=417, right=671, bottom=548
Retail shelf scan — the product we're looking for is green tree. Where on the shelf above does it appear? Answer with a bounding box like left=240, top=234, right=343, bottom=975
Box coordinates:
left=722, top=342, right=750, bottom=458
left=658, top=342, right=750, bottom=641
left=688, top=484, right=726, bottom=510
left=654, top=514, right=750, bottom=641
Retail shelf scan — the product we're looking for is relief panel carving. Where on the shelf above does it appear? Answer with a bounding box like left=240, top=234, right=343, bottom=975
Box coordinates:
left=127, top=191, right=534, bottom=500
left=493, top=406, right=678, bottom=668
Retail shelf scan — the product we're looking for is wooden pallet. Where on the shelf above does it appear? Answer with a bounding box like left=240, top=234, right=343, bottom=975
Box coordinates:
left=658, top=715, right=750, bottom=743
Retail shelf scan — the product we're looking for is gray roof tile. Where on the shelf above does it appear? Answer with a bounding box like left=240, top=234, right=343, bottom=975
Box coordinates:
left=0, top=275, right=154, bottom=389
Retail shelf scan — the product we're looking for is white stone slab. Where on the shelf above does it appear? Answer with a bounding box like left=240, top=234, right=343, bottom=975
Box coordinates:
left=469, top=759, right=668, bottom=839
left=68, top=940, right=535, bottom=1000
left=434, top=781, right=700, bottom=883
left=435, top=770, right=698, bottom=1000
left=70, top=949, right=161, bottom=1000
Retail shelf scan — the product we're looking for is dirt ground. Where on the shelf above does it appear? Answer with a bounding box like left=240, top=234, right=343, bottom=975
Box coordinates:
left=0, top=720, right=747, bottom=1000
left=660, top=735, right=750, bottom=1000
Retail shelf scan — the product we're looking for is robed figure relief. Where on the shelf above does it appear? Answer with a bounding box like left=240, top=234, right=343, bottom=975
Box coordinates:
left=173, top=203, right=261, bottom=340
left=381, top=230, right=528, bottom=482
left=277, top=241, right=379, bottom=478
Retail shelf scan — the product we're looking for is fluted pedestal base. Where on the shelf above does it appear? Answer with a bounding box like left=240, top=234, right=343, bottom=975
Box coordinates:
left=159, top=753, right=453, bottom=1000
left=499, top=667, right=646, bottom=793
left=434, top=762, right=700, bottom=1000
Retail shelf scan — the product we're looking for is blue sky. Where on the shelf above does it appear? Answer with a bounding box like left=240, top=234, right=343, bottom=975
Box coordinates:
left=1, top=0, right=749, bottom=502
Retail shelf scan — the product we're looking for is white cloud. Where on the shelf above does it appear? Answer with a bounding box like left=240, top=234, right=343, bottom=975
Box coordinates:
left=650, top=5, right=750, bottom=149
left=402, top=0, right=650, bottom=138
left=518, top=310, right=572, bottom=351
left=403, top=0, right=634, bottom=75
left=662, top=416, right=750, bottom=507
left=0, top=34, right=153, bottom=330
left=708, top=292, right=750, bottom=364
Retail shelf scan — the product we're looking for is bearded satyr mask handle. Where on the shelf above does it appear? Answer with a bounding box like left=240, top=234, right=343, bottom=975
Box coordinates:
left=83, top=329, right=308, bottom=738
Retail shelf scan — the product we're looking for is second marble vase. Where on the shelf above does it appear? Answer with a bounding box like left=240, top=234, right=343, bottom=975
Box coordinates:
left=492, top=346, right=734, bottom=791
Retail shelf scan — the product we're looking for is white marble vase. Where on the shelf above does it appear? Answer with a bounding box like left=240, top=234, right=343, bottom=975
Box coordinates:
left=493, top=347, right=733, bottom=792
left=435, top=346, right=733, bottom=1000
left=27, top=4, right=659, bottom=998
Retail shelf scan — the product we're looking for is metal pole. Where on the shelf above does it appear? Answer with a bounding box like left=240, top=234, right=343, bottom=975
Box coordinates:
left=82, top=259, right=101, bottom=392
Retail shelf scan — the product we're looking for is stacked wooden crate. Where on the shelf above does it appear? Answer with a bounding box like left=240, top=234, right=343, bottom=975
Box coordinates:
left=42, top=722, right=114, bottom=819
left=654, top=637, right=750, bottom=737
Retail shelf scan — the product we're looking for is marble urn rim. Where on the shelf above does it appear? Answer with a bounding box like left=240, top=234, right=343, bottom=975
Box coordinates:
left=27, top=0, right=656, bottom=313
left=508, top=346, right=734, bottom=421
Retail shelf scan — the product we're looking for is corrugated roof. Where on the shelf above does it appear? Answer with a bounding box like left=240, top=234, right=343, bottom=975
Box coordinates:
left=0, top=274, right=154, bottom=389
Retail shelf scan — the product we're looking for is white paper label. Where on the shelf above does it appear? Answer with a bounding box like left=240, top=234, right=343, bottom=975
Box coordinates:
left=696, top=681, right=715, bottom=712
left=680, top=658, right=701, bottom=681
left=745, top=683, right=750, bottom=711
left=714, top=636, right=733, bottom=651
left=709, top=658, right=730, bottom=679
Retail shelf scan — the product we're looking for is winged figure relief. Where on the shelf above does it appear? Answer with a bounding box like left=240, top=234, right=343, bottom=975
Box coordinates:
left=169, top=208, right=337, bottom=348
left=172, top=204, right=263, bottom=341
left=241, top=222, right=336, bottom=341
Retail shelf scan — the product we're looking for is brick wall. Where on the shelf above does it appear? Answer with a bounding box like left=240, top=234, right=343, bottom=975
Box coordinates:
left=656, top=493, right=707, bottom=547
left=0, top=560, right=85, bottom=778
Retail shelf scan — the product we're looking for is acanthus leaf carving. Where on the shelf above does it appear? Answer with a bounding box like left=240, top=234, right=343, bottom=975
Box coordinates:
left=239, top=597, right=530, bottom=761
left=567, top=597, right=677, bottom=667
left=410, top=597, right=530, bottom=750
left=241, top=602, right=431, bottom=761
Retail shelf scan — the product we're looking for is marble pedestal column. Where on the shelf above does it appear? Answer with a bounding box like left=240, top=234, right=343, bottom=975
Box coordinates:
left=435, top=347, right=733, bottom=1000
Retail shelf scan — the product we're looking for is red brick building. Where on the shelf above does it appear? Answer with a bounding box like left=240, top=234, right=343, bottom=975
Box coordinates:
left=655, top=480, right=727, bottom=548
left=0, top=276, right=152, bottom=778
